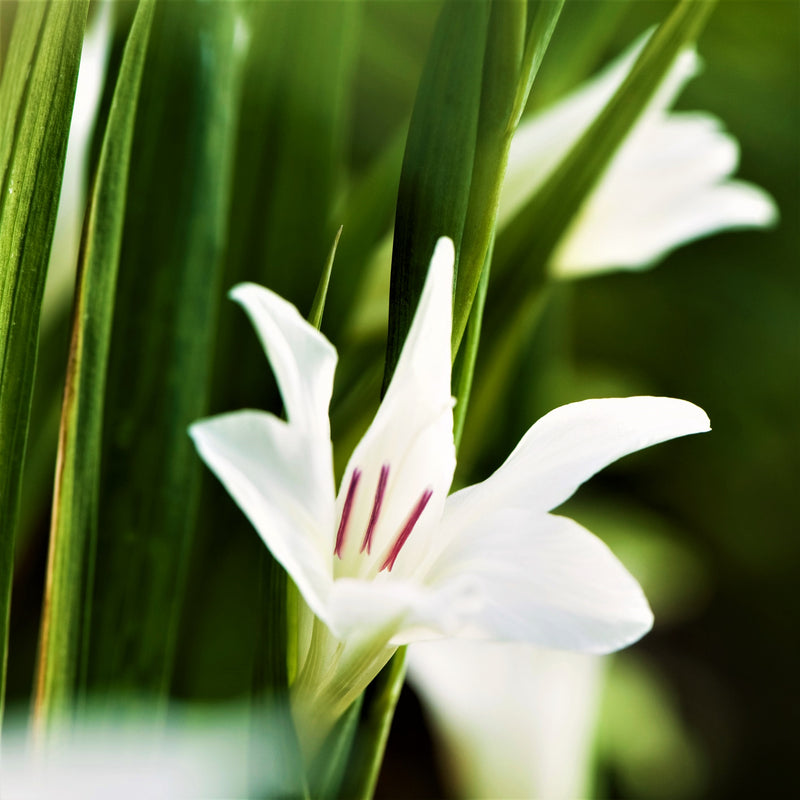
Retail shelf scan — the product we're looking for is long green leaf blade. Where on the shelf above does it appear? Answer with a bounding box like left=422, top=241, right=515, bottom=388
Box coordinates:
left=452, top=0, right=564, bottom=353
left=87, top=0, right=245, bottom=703
left=33, top=0, right=155, bottom=731
left=384, top=0, right=490, bottom=388
left=0, top=0, right=88, bottom=723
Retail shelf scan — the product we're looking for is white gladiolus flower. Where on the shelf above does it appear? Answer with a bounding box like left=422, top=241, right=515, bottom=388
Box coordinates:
left=500, top=34, right=778, bottom=276
left=190, top=237, right=709, bottom=751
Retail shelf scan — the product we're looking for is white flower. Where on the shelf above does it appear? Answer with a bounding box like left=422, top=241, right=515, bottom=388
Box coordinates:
left=409, top=642, right=603, bottom=800
left=190, top=238, right=709, bottom=748
left=1, top=705, right=278, bottom=800
left=500, top=34, right=778, bottom=276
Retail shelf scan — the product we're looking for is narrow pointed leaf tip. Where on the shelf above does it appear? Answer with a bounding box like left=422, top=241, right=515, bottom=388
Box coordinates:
left=190, top=237, right=708, bottom=743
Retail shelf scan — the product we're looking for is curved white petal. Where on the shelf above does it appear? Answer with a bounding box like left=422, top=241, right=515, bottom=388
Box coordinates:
left=408, top=642, right=603, bottom=800
left=333, top=238, right=456, bottom=579
left=552, top=110, right=779, bottom=275
left=442, top=397, right=709, bottom=528
left=190, top=411, right=333, bottom=623
left=229, top=283, right=337, bottom=473
left=428, top=511, right=653, bottom=654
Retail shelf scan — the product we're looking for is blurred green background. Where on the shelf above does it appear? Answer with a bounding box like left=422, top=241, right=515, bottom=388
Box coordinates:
left=4, top=1, right=797, bottom=798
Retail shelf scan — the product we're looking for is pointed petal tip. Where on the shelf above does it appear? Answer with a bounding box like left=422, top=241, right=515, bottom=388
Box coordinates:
left=593, top=396, right=710, bottom=438
left=432, top=236, right=455, bottom=267
left=664, top=397, right=711, bottom=435
left=228, top=281, right=264, bottom=305
left=592, top=591, right=655, bottom=655
left=187, top=416, right=213, bottom=446
left=187, top=411, right=255, bottom=454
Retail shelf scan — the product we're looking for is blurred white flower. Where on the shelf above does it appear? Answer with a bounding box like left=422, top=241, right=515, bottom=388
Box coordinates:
left=0, top=705, right=286, bottom=800
left=500, top=34, right=778, bottom=276
left=409, top=642, right=604, bottom=800
left=191, top=237, right=708, bottom=752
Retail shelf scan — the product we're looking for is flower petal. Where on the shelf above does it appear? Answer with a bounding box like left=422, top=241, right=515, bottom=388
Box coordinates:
left=190, top=410, right=333, bottom=623
left=551, top=110, right=778, bottom=275
left=229, top=282, right=337, bottom=468
left=442, top=397, right=709, bottom=527
left=333, top=238, right=456, bottom=578
left=327, top=573, right=473, bottom=645
left=428, top=511, right=653, bottom=654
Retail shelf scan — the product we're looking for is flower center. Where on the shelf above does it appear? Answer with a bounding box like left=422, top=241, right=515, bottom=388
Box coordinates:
left=334, top=463, right=433, bottom=572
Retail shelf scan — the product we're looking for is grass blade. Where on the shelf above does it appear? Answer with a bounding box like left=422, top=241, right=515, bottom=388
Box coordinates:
left=32, top=0, right=154, bottom=733
left=0, top=0, right=88, bottom=723
left=86, top=0, right=246, bottom=703
left=452, top=0, right=564, bottom=353
left=384, top=0, right=490, bottom=387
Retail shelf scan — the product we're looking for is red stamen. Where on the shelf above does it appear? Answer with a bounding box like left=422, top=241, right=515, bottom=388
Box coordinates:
left=335, top=469, right=361, bottom=558
left=380, top=488, right=433, bottom=572
left=361, top=464, right=390, bottom=554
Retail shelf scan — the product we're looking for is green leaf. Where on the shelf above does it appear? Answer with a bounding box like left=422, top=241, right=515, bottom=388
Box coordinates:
left=86, top=0, right=245, bottom=703
left=32, top=0, right=154, bottom=732
left=224, top=0, right=359, bottom=308
left=339, top=647, right=408, bottom=800
left=325, top=128, right=406, bottom=342
left=452, top=0, right=563, bottom=353
left=384, top=0, right=490, bottom=388
left=0, top=0, right=88, bottom=723
left=453, top=237, right=494, bottom=450
left=182, top=3, right=360, bottom=706
left=308, top=694, right=364, bottom=800
left=308, top=226, right=342, bottom=331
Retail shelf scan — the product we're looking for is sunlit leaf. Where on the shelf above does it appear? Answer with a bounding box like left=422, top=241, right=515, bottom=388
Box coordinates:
left=0, top=0, right=88, bottom=721
left=33, top=0, right=154, bottom=731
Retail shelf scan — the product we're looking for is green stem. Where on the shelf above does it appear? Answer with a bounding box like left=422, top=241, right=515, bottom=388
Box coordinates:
left=338, top=647, right=408, bottom=800
left=454, top=238, right=493, bottom=450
